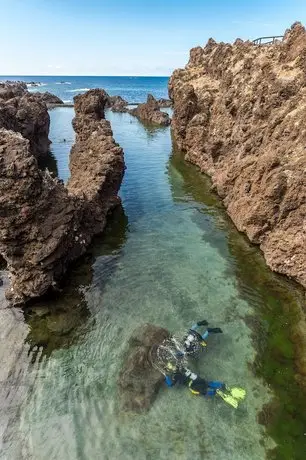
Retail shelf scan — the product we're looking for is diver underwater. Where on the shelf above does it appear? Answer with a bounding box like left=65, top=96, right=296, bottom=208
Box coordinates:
left=153, top=320, right=247, bottom=409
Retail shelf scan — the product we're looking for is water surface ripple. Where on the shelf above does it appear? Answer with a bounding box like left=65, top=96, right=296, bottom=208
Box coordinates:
left=1, top=109, right=304, bottom=460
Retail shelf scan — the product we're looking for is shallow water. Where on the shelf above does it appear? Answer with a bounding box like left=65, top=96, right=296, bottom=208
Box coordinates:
left=1, top=109, right=305, bottom=460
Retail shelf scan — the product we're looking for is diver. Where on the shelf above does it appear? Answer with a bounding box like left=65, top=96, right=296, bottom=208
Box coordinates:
left=183, top=320, right=223, bottom=356
left=165, top=365, right=246, bottom=409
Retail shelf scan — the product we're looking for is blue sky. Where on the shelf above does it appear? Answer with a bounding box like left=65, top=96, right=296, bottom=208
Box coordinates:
left=1, top=0, right=305, bottom=76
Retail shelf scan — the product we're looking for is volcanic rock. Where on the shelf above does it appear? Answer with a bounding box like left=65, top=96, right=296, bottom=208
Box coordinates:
left=118, top=323, right=170, bottom=412
left=157, top=98, right=173, bottom=108
left=106, top=95, right=128, bottom=112
left=32, top=91, right=64, bottom=106
left=169, top=22, right=306, bottom=287
left=0, top=86, right=50, bottom=157
left=0, top=89, right=124, bottom=305
left=129, top=94, right=171, bottom=126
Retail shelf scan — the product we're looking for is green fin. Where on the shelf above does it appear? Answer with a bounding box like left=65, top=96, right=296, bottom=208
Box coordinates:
left=230, top=387, right=246, bottom=401
left=216, top=390, right=239, bottom=409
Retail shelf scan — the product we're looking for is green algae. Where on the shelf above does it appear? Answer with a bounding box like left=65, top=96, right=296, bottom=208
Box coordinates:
left=169, top=147, right=306, bottom=459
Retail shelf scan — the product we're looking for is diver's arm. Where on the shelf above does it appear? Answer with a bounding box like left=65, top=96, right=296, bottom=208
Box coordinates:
left=190, top=320, right=208, bottom=331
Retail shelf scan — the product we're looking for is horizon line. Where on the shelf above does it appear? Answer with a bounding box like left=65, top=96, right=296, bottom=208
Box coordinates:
left=0, top=74, right=171, bottom=78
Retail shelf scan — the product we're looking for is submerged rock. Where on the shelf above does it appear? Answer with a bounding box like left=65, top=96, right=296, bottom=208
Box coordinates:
left=0, top=89, right=124, bottom=305
left=169, top=22, right=306, bottom=288
left=129, top=94, right=171, bottom=126
left=118, top=323, right=169, bottom=412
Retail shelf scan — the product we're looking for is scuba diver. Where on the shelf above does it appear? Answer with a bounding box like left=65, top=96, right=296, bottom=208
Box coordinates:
left=165, top=365, right=246, bottom=409
left=183, top=320, right=223, bottom=356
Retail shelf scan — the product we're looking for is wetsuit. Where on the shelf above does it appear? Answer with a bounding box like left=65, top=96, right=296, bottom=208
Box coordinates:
left=183, top=320, right=223, bottom=355
left=165, top=367, right=225, bottom=397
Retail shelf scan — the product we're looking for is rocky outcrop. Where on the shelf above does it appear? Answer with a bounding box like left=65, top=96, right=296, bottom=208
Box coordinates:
left=118, top=324, right=169, bottom=412
left=68, top=89, right=125, bottom=234
left=157, top=98, right=173, bottom=108
left=32, top=91, right=64, bottom=106
left=0, top=89, right=124, bottom=305
left=0, top=83, right=50, bottom=157
left=106, top=95, right=128, bottom=112
left=169, top=22, right=306, bottom=288
left=0, top=82, right=27, bottom=100
left=129, top=94, right=171, bottom=126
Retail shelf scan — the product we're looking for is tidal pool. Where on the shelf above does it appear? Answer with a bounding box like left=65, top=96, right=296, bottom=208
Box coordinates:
left=0, top=109, right=305, bottom=460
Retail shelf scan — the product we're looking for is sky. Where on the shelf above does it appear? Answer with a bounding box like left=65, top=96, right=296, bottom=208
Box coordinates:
left=0, top=0, right=306, bottom=76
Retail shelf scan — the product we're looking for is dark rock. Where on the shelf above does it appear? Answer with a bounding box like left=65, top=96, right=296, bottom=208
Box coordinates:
left=129, top=94, right=171, bottom=126
left=32, top=91, right=64, bottom=106
left=157, top=98, right=173, bottom=108
left=106, top=95, right=128, bottom=112
left=169, top=22, right=306, bottom=288
left=0, top=89, right=124, bottom=305
left=0, top=85, right=50, bottom=157
left=118, top=323, right=170, bottom=412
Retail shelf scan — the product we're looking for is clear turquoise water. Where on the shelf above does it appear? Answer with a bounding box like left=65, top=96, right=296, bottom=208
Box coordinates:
left=1, top=104, right=305, bottom=458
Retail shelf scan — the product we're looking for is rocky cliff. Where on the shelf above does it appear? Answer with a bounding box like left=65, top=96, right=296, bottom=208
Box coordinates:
left=169, top=22, right=306, bottom=288
left=0, top=89, right=124, bottom=305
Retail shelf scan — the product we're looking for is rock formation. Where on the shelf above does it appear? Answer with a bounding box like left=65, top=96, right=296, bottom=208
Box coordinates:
left=68, top=89, right=125, bottom=235
left=169, top=22, right=306, bottom=288
left=157, top=98, right=173, bottom=108
left=106, top=95, right=128, bottom=112
left=0, top=82, right=50, bottom=156
left=129, top=94, right=171, bottom=126
left=118, top=323, right=169, bottom=412
left=0, top=89, right=124, bottom=305
left=32, top=91, right=64, bottom=107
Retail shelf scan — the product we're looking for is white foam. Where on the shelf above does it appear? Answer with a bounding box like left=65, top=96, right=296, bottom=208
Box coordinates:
left=67, top=88, right=90, bottom=93
left=26, top=83, right=47, bottom=88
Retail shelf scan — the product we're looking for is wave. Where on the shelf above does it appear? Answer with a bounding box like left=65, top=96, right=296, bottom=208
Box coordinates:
left=55, top=82, right=72, bottom=85
left=67, top=88, right=90, bottom=93
left=63, top=99, right=73, bottom=103
left=26, top=82, right=47, bottom=88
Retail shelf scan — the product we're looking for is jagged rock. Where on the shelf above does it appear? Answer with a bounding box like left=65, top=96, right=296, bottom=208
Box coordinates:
left=0, top=90, right=124, bottom=305
left=129, top=94, right=171, bottom=126
left=106, top=95, right=128, bottom=112
left=32, top=91, right=64, bottom=106
left=0, top=82, right=27, bottom=100
left=157, top=98, right=173, bottom=108
left=0, top=86, right=50, bottom=157
left=118, top=324, right=170, bottom=412
left=68, top=89, right=125, bottom=235
left=169, top=22, right=306, bottom=287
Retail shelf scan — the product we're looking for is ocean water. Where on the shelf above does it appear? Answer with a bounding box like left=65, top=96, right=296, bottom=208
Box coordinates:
left=0, top=79, right=305, bottom=460
left=1, top=76, right=169, bottom=103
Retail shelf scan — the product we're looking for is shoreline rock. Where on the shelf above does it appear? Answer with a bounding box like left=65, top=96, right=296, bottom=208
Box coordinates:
left=0, top=89, right=124, bottom=306
left=0, top=89, right=51, bottom=157
left=169, top=22, right=306, bottom=288
left=129, top=94, right=171, bottom=126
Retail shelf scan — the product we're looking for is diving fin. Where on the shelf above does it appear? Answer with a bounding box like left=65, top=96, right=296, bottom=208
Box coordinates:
left=229, top=387, right=246, bottom=401
left=216, top=390, right=239, bottom=409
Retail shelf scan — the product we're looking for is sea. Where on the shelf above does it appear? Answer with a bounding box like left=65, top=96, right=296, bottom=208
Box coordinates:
left=1, top=75, right=170, bottom=103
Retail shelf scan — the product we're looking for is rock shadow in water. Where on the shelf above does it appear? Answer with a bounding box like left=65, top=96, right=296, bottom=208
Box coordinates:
left=24, top=205, right=129, bottom=356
